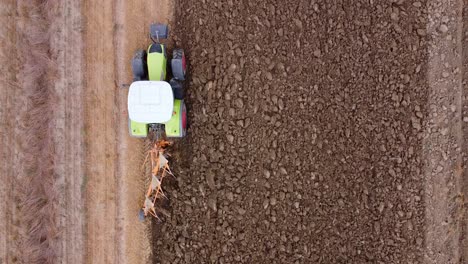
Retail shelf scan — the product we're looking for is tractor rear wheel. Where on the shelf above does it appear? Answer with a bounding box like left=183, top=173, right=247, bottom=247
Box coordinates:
left=131, top=50, right=147, bottom=81
left=171, top=48, right=186, bottom=81
left=169, top=78, right=184, bottom=100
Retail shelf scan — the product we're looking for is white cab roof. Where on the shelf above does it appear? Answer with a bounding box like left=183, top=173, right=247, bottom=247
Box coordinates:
left=128, top=81, right=173, bottom=123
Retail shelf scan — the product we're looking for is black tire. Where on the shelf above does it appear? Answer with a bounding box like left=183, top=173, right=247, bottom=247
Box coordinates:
left=169, top=78, right=184, bottom=99
left=131, top=50, right=147, bottom=81
left=171, top=48, right=186, bottom=81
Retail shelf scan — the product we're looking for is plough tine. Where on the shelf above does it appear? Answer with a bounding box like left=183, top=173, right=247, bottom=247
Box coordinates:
left=141, top=140, right=174, bottom=220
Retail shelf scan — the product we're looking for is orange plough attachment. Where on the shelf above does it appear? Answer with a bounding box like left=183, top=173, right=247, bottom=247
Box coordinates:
left=141, top=140, right=173, bottom=219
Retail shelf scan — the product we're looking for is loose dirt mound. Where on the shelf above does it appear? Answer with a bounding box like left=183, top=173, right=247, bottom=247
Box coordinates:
left=153, top=0, right=433, bottom=263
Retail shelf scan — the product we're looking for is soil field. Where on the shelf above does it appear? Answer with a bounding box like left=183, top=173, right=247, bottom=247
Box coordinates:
left=1, top=0, right=468, bottom=264
left=151, top=0, right=468, bottom=263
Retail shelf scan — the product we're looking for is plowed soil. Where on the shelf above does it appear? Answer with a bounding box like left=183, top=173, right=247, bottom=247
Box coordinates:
left=151, top=0, right=468, bottom=263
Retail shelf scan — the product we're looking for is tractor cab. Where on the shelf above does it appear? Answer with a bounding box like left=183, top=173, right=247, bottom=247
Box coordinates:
left=128, top=81, right=173, bottom=124
left=128, top=81, right=186, bottom=138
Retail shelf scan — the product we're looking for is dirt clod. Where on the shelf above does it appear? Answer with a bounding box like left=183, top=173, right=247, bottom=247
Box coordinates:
left=439, top=24, right=449, bottom=33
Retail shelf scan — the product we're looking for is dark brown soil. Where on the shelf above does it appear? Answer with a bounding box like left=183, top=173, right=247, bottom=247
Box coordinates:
left=152, top=0, right=430, bottom=263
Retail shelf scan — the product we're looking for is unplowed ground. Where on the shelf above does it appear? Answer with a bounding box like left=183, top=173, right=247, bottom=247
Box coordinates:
left=1, top=0, right=173, bottom=263
left=1, top=1, right=86, bottom=263
left=84, top=0, right=173, bottom=263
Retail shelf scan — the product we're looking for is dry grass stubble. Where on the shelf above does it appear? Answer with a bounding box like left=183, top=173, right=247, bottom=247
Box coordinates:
left=16, top=1, right=60, bottom=263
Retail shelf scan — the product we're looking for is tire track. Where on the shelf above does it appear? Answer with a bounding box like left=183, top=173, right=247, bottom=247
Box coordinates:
left=461, top=0, right=468, bottom=262
left=0, top=1, right=20, bottom=262
left=424, top=0, right=465, bottom=263
left=83, top=0, right=119, bottom=262
left=50, top=0, right=85, bottom=263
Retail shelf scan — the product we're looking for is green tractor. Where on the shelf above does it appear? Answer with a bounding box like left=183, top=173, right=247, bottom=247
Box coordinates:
left=128, top=23, right=187, bottom=138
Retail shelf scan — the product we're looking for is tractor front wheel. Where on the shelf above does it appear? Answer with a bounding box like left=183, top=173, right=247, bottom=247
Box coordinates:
left=171, top=48, right=186, bottom=81
left=131, top=50, right=147, bottom=81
